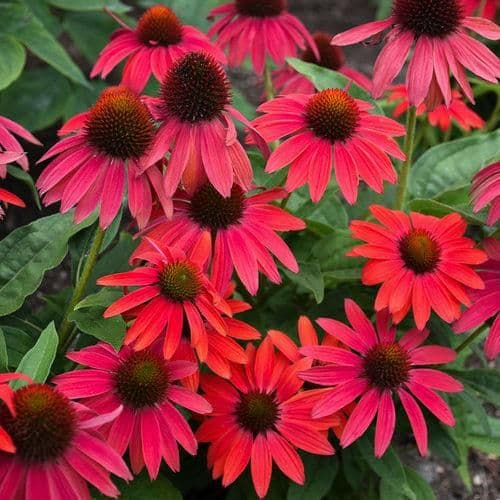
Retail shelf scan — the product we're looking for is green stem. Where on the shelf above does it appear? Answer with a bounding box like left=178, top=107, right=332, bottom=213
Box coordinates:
left=58, top=225, right=105, bottom=350
left=395, top=107, right=418, bottom=211
left=263, top=62, right=275, bottom=101
left=455, top=326, right=485, bottom=354
left=486, top=95, right=500, bottom=131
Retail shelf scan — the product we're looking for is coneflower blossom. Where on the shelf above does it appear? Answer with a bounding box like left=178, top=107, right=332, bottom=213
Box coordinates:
left=54, top=343, right=212, bottom=479
left=332, top=0, right=500, bottom=107
left=0, top=379, right=131, bottom=498
left=299, top=301, right=463, bottom=457
left=133, top=184, right=304, bottom=295
left=37, top=86, right=170, bottom=229
left=91, top=5, right=225, bottom=93
left=144, top=51, right=268, bottom=197
left=273, top=32, right=372, bottom=95
left=471, top=162, right=500, bottom=226
left=454, top=238, right=500, bottom=359
left=0, top=114, right=40, bottom=179
left=98, top=237, right=231, bottom=360
left=463, top=0, right=497, bottom=20
left=207, top=0, right=318, bottom=75
left=349, top=205, right=487, bottom=329
left=196, top=337, right=335, bottom=498
left=388, top=85, right=485, bottom=133
left=0, top=373, right=31, bottom=453
left=252, top=89, right=405, bottom=203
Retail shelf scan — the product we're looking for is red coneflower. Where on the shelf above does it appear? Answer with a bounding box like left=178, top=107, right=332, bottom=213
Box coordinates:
left=252, top=89, right=405, bottom=203
left=91, top=4, right=225, bottom=93
left=0, top=185, right=25, bottom=220
left=471, top=162, right=500, bottom=226
left=97, top=237, right=231, bottom=360
left=36, top=86, right=170, bottom=229
left=349, top=205, right=487, bottom=329
left=454, top=238, right=500, bottom=359
left=207, top=0, right=318, bottom=75
left=388, top=85, right=485, bottom=132
left=133, top=184, right=304, bottom=295
left=54, top=343, right=212, bottom=479
left=332, top=0, right=500, bottom=107
left=0, top=379, right=131, bottom=498
left=273, top=32, right=372, bottom=95
left=196, top=337, right=335, bottom=498
left=299, top=301, right=463, bottom=457
left=0, top=115, right=40, bottom=179
left=143, top=51, right=268, bottom=198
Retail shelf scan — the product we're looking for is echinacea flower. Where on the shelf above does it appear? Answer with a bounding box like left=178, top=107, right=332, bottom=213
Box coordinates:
left=454, top=238, right=500, bottom=359
left=0, top=115, right=40, bottom=179
left=0, top=185, right=25, bottom=220
left=463, top=0, right=497, bottom=20
left=299, top=301, right=463, bottom=457
left=0, top=373, right=31, bottom=453
left=0, top=378, right=131, bottom=498
left=207, top=0, right=318, bottom=75
left=98, top=237, right=231, bottom=360
left=332, top=0, right=500, bottom=107
left=471, top=162, right=500, bottom=226
left=133, top=184, right=304, bottom=294
left=273, top=32, right=372, bottom=95
left=91, top=5, right=225, bottom=93
left=196, top=337, right=335, bottom=498
left=37, top=86, right=170, bottom=229
left=388, top=85, right=485, bottom=133
left=349, top=205, right=487, bottom=329
left=53, top=343, right=212, bottom=479
left=144, top=51, right=268, bottom=197
left=252, top=89, right=405, bottom=203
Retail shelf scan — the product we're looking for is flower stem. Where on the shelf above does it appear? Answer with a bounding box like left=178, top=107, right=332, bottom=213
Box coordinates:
left=455, top=326, right=485, bottom=354
left=58, top=225, right=105, bottom=350
left=395, top=106, right=418, bottom=211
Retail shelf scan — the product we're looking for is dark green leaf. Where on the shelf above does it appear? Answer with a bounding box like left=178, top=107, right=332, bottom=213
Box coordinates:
left=284, top=261, right=324, bottom=303
left=447, top=369, right=500, bottom=405
left=0, top=325, right=36, bottom=367
left=404, top=467, right=435, bottom=500
left=453, top=391, right=491, bottom=437
left=0, top=35, right=26, bottom=90
left=427, top=419, right=461, bottom=466
left=62, top=81, right=107, bottom=121
left=0, top=328, right=7, bottom=371
left=7, top=165, right=40, bottom=209
left=287, top=455, right=338, bottom=500
left=408, top=199, right=486, bottom=226
left=14, top=321, right=58, bottom=387
left=48, top=0, right=129, bottom=12
left=74, top=288, right=122, bottom=310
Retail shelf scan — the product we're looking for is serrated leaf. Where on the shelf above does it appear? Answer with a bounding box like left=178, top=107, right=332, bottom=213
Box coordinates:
left=0, top=212, right=96, bottom=317
left=409, top=130, right=500, bottom=199
left=14, top=322, right=58, bottom=387
left=0, top=35, right=26, bottom=90
left=284, top=261, right=324, bottom=303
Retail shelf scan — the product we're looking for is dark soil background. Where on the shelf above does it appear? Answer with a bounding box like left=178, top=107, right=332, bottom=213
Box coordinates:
left=1, top=0, right=499, bottom=498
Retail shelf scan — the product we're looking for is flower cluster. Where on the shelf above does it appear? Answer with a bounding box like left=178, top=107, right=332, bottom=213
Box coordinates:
left=1, top=1, right=498, bottom=499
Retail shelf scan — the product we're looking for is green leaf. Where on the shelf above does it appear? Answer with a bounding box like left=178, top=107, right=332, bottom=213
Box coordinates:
left=376, top=0, right=392, bottom=19
left=0, top=67, right=71, bottom=131
left=0, top=328, right=8, bottom=371
left=7, top=165, right=40, bottom=209
left=287, top=455, right=338, bottom=500
left=74, top=288, right=122, bottom=310
left=427, top=419, right=461, bottom=466
left=405, top=467, right=435, bottom=500
left=284, top=261, right=324, bottom=303
left=0, top=212, right=96, bottom=317
left=14, top=322, right=58, bottom=387
left=453, top=391, right=491, bottom=437
left=0, top=35, right=26, bottom=90
left=447, top=369, right=500, bottom=405
left=62, top=81, right=107, bottom=121
left=467, top=434, right=500, bottom=456
left=20, top=0, right=61, bottom=36
left=287, top=58, right=382, bottom=112
left=409, top=130, right=500, bottom=199
left=356, top=436, right=415, bottom=500
left=0, top=325, right=36, bottom=367
left=48, top=0, right=129, bottom=12
left=408, top=198, right=486, bottom=226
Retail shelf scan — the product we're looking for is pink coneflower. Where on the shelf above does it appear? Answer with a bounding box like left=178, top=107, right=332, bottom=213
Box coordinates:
left=463, top=0, right=498, bottom=20
left=454, top=238, right=500, bottom=359
left=207, top=0, right=318, bottom=75
left=299, top=301, right=463, bottom=457
left=332, top=0, right=500, bottom=107
left=196, top=337, right=335, bottom=498
left=349, top=205, right=487, bottom=329
left=471, top=162, right=500, bottom=226
left=0, top=373, right=31, bottom=453
left=273, top=32, right=372, bottom=95
left=37, top=86, right=170, bottom=229
left=388, top=85, right=485, bottom=132
left=133, top=184, right=304, bottom=295
left=91, top=5, right=225, bottom=93
left=54, top=343, right=212, bottom=479
left=143, top=51, right=268, bottom=197
left=0, top=379, right=131, bottom=498
left=97, top=237, right=231, bottom=360
left=252, top=89, right=405, bottom=203
left=0, top=115, right=40, bottom=179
